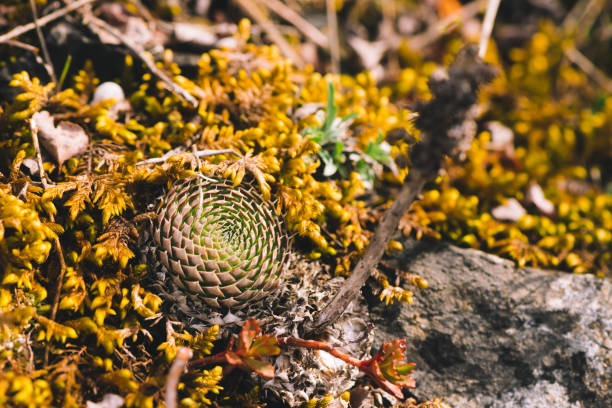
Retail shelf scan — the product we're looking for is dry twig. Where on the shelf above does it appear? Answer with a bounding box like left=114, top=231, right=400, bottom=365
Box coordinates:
left=29, top=0, right=57, bottom=84
left=256, top=0, right=329, bottom=48
left=165, top=347, right=193, bottom=408
left=565, top=47, right=612, bottom=94
left=306, top=171, right=426, bottom=333
left=0, top=0, right=96, bottom=44
left=563, top=0, right=606, bottom=46
left=2, top=39, right=55, bottom=79
left=135, top=148, right=241, bottom=166
left=479, top=0, right=501, bottom=58
left=326, top=0, right=340, bottom=74
left=29, top=119, right=51, bottom=189
left=84, top=16, right=199, bottom=107
left=3, top=39, right=39, bottom=53
left=49, top=236, right=67, bottom=327
left=234, top=0, right=304, bottom=68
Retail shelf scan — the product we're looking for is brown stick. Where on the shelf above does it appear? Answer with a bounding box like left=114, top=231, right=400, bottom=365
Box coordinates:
left=30, top=119, right=50, bottom=189
left=0, top=0, right=96, bottom=44
left=165, top=347, right=193, bottom=408
left=49, top=236, right=67, bottom=322
left=565, top=47, right=612, bottom=94
left=563, top=0, right=606, bottom=46
left=304, top=170, right=427, bottom=334
left=29, top=0, right=57, bottom=84
left=3, top=39, right=39, bottom=53
left=478, top=0, right=501, bottom=58
left=306, top=45, right=496, bottom=335
left=85, top=16, right=199, bottom=107
left=135, top=148, right=241, bottom=166
left=234, top=0, right=304, bottom=68
left=326, top=0, right=340, bottom=74
left=256, top=0, right=329, bottom=48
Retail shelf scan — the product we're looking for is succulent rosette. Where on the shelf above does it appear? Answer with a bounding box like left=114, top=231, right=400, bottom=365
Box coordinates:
left=152, top=176, right=289, bottom=309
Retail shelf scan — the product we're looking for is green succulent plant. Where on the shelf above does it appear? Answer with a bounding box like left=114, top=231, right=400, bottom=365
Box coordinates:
left=152, top=176, right=289, bottom=310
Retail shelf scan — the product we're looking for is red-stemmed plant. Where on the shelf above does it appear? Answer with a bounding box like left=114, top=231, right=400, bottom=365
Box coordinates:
left=189, top=318, right=416, bottom=398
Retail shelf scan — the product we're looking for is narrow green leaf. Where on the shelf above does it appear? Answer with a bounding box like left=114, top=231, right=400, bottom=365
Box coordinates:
left=57, top=54, right=72, bottom=91
left=324, top=82, right=337, bottom=131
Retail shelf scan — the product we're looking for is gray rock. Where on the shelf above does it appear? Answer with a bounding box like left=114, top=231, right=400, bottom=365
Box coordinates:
left=370, top=239, right=612, bottom=407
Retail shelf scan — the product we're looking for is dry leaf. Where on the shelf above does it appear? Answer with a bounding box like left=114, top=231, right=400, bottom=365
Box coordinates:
left=293, top=103, right=323, bottom=121
left=32, top=111, right=89, bottom=167
left=526, top=183, right=554, bottom=216
left=491, top=198, right=526, bottom=222
left=485, top=121, right=514, bottom=153
left=173, top=22, right=217, bottom=47
left=348, top=36, right=388, bottom=70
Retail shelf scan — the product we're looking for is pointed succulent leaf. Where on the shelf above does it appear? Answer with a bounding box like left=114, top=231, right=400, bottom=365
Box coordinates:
left=224, top=319, right=278, bottom=378
left=377, top=339, right=416, bottom=386
left=358, top=339, right=416, bottom=398
left=151, top=177, right=289, bottom=310
left=243, top=357, right=275, bottom=378
left=237, top=318, right=261, bottom=352
left=249, top=335, right=281, bottom=358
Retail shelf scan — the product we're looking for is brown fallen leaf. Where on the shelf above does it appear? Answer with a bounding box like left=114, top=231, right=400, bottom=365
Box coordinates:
left=491, top=198, right=526, bottom=222
left=172, top=21, right=217, bottom=48
left=31, top=111, right=89, bottom=167
left=485, top=121, right=514, bottom=153
left=526, top=182, right=555, bottom=216
left=348, top=36, right=388, bottom=70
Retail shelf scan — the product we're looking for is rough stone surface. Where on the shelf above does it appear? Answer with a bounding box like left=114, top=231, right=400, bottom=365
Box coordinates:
left=370, top=239, right=612, bottom=408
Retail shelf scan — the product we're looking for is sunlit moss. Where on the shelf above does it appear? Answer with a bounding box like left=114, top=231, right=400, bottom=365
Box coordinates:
left=1, top=10, right=610, bottom=407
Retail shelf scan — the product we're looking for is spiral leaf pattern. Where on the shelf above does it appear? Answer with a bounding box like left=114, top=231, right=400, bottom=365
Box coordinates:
left=152, top=177, right=288, bottom=309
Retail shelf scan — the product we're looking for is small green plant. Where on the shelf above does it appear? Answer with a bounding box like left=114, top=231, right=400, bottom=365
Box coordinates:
left=304, top=82, right=393, bottom=188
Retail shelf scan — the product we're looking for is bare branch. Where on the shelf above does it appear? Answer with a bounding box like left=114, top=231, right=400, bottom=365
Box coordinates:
left=306, top=171, right=426, bottom=334
left=0, top=0, right=96, bottom=44
left=29, top=119, right=51, bottom=189
left=29, top=0, right=57, bottom=84
left=326, top=0, right=340, bottom=74
left=234, top=0, right=305, bottom=68
left=565, top=46, right=612, bottom=94
left=85, top=16, right=199, bottom=107
left=479, top=0, right=501, bottom=58
left=30, top=120, right=67, bottom=366
left=165, top=347, right=193, bottom=408
left=256, top=0, right=329, bottom=48
left=135, top=149, right=242, bottom=166
left=3, top=39, right=39, bottom=53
